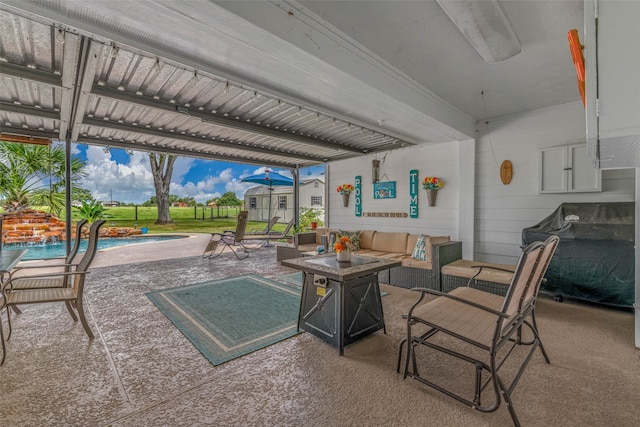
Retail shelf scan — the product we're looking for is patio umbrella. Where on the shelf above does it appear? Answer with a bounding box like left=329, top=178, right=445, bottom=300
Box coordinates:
left=241, top=170, right=293, bottom=225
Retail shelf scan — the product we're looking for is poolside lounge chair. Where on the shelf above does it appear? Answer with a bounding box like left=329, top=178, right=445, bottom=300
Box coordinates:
left=398, top=236, right=559, bottom=426
left=1, top=220, right=106, bottom=364
left=203, top=211, right=250, bottom=260
left=246, top=216, right=280, bottom=235
left=242, top=217, right=295, bottom=248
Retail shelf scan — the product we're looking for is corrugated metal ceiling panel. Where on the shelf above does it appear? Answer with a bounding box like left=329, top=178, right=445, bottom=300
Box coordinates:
left=0, top=8, right=414, bottom=168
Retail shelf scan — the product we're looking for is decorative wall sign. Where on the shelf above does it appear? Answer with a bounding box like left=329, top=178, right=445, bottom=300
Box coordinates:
left=409, top=169, right=419, bottom=218
left=500, top=160, right=513, bottom=184
left=362, top=212, right=408, bottom=218
left=355, top=175, right=362, bottom=217
left=373, top=181, right=396, bottom=199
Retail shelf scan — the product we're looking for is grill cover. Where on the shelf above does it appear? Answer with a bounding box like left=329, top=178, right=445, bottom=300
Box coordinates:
left=522, top=202, right=635, bottom=308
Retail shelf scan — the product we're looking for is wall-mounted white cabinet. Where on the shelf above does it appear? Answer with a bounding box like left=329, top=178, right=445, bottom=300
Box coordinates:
left=539, top=144, right=602, bottom=193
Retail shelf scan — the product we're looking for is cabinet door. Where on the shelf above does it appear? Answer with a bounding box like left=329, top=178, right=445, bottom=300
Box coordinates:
left=539, top=146, right=567, bottom=193
left=568, top=144, right=602, bottom=192
left=539, top=144, right=602, bottom=193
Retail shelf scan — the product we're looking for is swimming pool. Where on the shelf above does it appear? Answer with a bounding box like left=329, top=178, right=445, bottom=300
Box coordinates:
left=3, top=235, right=188, bottom=260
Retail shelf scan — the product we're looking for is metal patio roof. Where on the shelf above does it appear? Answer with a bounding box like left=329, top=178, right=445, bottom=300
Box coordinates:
left=0, top=8, right=413, bottom=169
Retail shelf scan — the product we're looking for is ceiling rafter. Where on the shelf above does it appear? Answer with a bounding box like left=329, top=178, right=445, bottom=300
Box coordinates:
left=80, top=117, right=326, bottom=163
left=75, top=137, right=296, bottom=169
left=90, top=85, right=364, bottom=154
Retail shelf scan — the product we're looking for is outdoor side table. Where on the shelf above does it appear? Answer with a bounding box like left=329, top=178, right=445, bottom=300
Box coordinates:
left=281, top=254, right=400, bottom=355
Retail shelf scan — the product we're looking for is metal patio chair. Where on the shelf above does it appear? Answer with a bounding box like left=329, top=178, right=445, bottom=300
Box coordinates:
left=7, top=219, right=88, bottom=315
left=10, top=219, right=88, bottom=284
left=398, top=236, right=559, bottom=426
left=203, top=211, right=250, bottom=260
left=1, top=220, right=106, bottom=361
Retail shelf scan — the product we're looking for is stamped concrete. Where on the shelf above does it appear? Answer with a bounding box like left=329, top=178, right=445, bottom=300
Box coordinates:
left=1, top=235, right=638, bottom=426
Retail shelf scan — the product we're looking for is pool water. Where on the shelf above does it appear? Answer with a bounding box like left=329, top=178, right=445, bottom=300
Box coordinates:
left=3, top=235, right=187, bottom=260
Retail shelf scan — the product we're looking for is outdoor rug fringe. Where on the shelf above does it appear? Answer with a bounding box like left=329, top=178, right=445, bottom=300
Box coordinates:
left=146, top=274, right=300, bottom=366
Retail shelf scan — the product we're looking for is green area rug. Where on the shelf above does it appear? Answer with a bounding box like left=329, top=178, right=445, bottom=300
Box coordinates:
left=276, top=271, right=389, bottom=296
left=146, top=274, right=300, bottom=366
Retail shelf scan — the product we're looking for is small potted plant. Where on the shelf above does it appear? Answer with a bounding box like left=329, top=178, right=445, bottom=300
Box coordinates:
left=333, top=234, right=356, bottom=262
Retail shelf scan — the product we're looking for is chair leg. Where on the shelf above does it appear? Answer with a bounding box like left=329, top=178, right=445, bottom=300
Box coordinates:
left=74, top=298, right=94, bottom=339
left=396, top=337, right=407, bottom=373
left=65, top=300, right=79, bottom=321
left=6, top=307, right=12, bottom=340
left=528, top=313, right=551, bottom=364
left=11, top=305, right=22, bottom=315
left=0, top=312, right=6, bottom=365
left=495, top=373, right=522, bottom=427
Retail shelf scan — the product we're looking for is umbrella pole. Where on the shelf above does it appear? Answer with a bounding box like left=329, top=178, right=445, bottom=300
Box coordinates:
left=265, top=185, right=273, bottom=247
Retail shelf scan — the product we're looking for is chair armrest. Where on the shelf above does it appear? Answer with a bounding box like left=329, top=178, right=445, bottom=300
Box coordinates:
left=408, top=287, right=507, bottom=318
left=8, top=263, right=79, bottom=280
left=431, top=241, right=463, bottom=291
left=294, top=232, right=316, bottom=247
left=470, top=264, right=515, bottom=274
left=11, top=262, right=71, bottom=272
left=3, top=270, right=88, bottom=292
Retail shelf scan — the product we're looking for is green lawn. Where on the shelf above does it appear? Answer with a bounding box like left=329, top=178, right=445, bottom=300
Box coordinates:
left=1, top=206, right=292, bottom=236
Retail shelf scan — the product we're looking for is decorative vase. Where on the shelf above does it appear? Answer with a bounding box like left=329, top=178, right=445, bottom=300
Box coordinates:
left=426, top=189, right=438, bottom=207
left=342, top=193, right=350, bottom=207
left=336, top=249, right=351, bottom=262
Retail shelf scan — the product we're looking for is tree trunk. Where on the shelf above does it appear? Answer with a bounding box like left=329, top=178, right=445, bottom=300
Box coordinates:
left=149, top=153, right=176, bottom=225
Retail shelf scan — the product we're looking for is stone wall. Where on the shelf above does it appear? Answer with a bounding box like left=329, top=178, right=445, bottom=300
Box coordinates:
left=1, top=210, right=142, bottom=246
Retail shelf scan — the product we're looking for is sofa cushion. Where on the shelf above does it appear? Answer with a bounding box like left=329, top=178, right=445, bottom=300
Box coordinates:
left=401, top=256, right=433, bottom=270
left=359, top=230, right=376, bottom=250
left=371, top=232, right=408, bottom=253
left=441, top=259, right=514, bottom=285
left=411, top=234, right=428, bottom=260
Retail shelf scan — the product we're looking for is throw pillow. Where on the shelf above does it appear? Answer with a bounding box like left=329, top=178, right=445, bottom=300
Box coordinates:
left=411, top=234, right=427, bottom=261
left=337, top=230, right=361, bottom=251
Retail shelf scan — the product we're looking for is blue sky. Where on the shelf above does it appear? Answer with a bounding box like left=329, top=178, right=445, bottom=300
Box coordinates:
left=70, top=143, right=325, bottom=205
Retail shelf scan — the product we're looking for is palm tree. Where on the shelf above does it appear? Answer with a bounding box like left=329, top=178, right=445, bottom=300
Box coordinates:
left=0, top=141, right=86, bottom=214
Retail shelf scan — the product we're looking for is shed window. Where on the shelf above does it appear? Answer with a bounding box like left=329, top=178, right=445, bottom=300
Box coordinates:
left=278, top=196, right=287, bottom=210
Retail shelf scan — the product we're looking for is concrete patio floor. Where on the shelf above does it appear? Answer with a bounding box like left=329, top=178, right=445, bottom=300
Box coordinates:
left=1, top=234, right=638, bottom=426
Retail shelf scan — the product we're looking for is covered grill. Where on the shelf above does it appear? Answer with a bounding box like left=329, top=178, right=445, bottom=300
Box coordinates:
left=522, top=202, right=635, bottom=308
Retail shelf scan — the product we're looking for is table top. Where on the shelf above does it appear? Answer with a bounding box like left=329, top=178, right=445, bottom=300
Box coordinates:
left=0, top=249, right=28, bottom=273
left=281, top=253, right=401, bottom=282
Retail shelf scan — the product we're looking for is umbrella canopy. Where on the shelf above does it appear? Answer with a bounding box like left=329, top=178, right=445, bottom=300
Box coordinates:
left=241, top=170, right=293, bottom=222
left=241, top=170, right=294, bottom=187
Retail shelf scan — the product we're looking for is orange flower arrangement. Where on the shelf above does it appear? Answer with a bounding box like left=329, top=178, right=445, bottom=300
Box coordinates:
left=333, top=235, right=356, bottom=253
left=336, top=184, right=354, bottom=195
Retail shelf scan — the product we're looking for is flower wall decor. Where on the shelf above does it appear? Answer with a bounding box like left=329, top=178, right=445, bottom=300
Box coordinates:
left=336, top=184, right=354, bottom=195
left=337, top=183, right=354, bottom=207
left=422, top=176, right=444, bottom=191
left=422, top=176, right=444, bottom=207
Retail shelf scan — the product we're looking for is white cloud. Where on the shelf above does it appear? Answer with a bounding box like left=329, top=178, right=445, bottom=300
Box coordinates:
left=80, top=146, right=155, bottom=204
left=73, top=146, right=320, bottom=205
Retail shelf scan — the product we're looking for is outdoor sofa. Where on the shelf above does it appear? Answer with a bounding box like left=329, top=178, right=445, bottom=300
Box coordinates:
left=294, top=228, right=462, bottom=290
